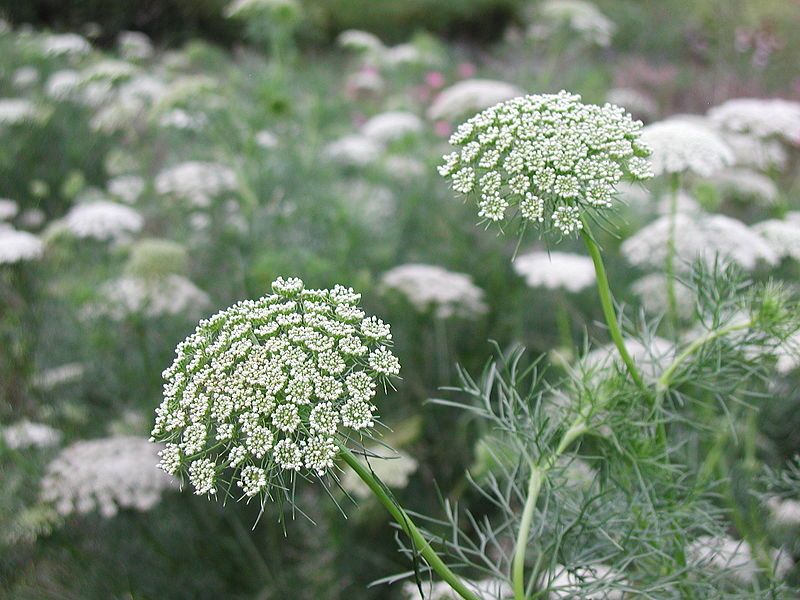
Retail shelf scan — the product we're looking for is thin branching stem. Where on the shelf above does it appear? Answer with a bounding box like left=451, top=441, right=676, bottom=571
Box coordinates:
left=580, top=221, right=646, bottom=390
left=338, top=445, right=481, bottom=600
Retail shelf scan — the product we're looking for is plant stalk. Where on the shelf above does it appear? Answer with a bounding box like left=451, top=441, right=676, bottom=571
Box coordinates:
left=339, top=446, right=480, bottom=600
left=665, top=173, right=681, bottom=335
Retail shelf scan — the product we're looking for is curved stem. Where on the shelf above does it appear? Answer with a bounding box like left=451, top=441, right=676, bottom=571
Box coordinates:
left=665, top=173, right=681, bottom=336
left=338, top=446, right=480, bottom=600
left=580, top=223, right=645, bottom=389
left=512, top=465, right=544, bottom=600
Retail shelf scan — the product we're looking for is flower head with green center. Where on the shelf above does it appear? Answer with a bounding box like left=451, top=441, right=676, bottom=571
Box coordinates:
left=438, top=90, right=652, bottom=236
left=150, top=277, right=399, bottom=501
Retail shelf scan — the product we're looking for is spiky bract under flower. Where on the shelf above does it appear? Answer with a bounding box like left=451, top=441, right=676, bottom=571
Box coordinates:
left=150, top=277, right=400, bottom=502
left=438, top=91, right=652, bottom=236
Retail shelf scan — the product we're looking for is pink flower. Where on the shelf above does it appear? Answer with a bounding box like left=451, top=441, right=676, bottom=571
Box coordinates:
left=425, top=71, right=446, bottom=89
left=433, top=121, right=452, bottom=137
left=457, top=62, right=477, bottom=78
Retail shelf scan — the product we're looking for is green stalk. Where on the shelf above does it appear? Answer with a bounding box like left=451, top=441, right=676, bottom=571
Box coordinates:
left=338, top=446, right=480, bottom=600
left=665, top=173, right=681, bottom=335
left=554, top=293, right=573, bottom=354
left=580, top=223, right=645, bottom=389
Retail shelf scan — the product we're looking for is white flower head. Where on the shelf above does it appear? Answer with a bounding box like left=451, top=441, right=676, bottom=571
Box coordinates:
left=538, top=0, right=616, bottom=47
left=403, top=578, right=511, bottom=600
left=709, top=168, right=778, bottom=205
left=640, top=117, right=734, bottom=177
left=62, top=201, right=143, bottom=241
left=154, top=161, right=238, bottom=206
left=708, top=98, right=800, bottom=145
left=543, top=563, right=626, bottom=599
left=117, top=31, right=154, bottom=61
left=632, top=273, right=694, bottom=320
left=90, top=274, right=210, bottom=321
left=2, top=420, right=62, bottom=450
left=380, top=264, right=487, bottom=319
left=606, top=87, right=658, bottom=121
left=323, top=134, right=383, bottom=168
left=687, top=535, right=794, bottom=584
left=340, top=448, right=418, bottom=499
left=0, top=98, right=42, bottom=125
left=427, top=79, right=523, bottom=122
left=752, top=219, right=800, bottom=262
left=337, top=30, right=385, bottom=55
left=40, top=436, right=178, bottom=518
left=40, top=33, right=91, bottom=57
left=514, top=251, right=595, bottom=292
left=361, top=111, right=424, bottom=143
left=150, top=277, right=400, bottom=499
left=439, top=91, right=651, bottom=237
left=0, top=227, right=44, bottom=264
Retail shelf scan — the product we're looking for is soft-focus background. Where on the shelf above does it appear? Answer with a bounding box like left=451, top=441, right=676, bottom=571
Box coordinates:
left=1, top=1, right=799, bottom=598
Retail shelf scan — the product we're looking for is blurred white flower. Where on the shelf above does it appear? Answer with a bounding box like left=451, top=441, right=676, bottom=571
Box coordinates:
left=107, top=174, right=145, bottom=204
left=154, top=161, right=238, bottom=206
left=606, top=87, right=658, bottom=121
left=340, top=448, right=418, bottom=499
left=537, top=0, right=616, bottom=47
left=641, top=118, right=734, bottom=177
left=2, top=420, right=62, bottom=450
left=767, top=497, right=800, bottom=528
left=361, top=111, right=424, bottom=143
left=346, top=68, right=385, bottom=97
left=380, top=264, right=487, bottom=319
left=708, top=98, right=800, bottom=145
left=0, top=198, right=18, bottom=221
left=0, top=226, right=44, bottom=263
left=721, top=131, right=787, bottom=172
left=12, top=66, right=39, bottom=89
left=19, top=209, right=45, bottom=229
left=90, top=95, right=146, bottom=133
left=382, top=44, right=428, bottom=68
left=752, top=219, right=800, bottom=261
left=403, top=578, right=511, bottom=600
left=63, top=201, right=143, bottom=241
left=584, top=336, right=674, bottom=381
left=40, top=436, right=178, bottom=518
left=80, top=59, right=138, bottom=83
left=632, top=273, right=694, bottom=320
left=337, top=30, right=385, bottom=55
left=323, top=134, right=383, bottom=167
left=255, top=129, right=279, bottom=149
left=91, top=274, right=210, bottom=320
left=775, top=332, right=800, bottom=375
left=336, top=180, right=396, bottom=227
left=543, top=563, right=626, bottom=599
left=41, top=33, right=91, bottom=57
left=33, top=363, right=85, bottom=390
left=514, top=251, right=595, bottom=292
left=621, top=213, right=777, bottom=271
left=709, top=168, right=778, bottom=204
left=45, top=69, right=81, bottom=100
left=427, top=79, right=524, bottom=121
left=656, top=190, right=701, bottom=215
left=118, top=74, right=166, bottom=103
left=0, top=98, right=41, bottom=125
left=117, top=31, right=154, bottom=61
left=382, top=155, right=425, bottom=182
left=224, top=0, right=300, bottom=19
left=158, top=108, right=208, bottom=131
left=687, top=535, right=793, bottom=584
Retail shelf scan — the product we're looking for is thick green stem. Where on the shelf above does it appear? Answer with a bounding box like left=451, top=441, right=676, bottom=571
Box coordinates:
left=554, top=293, right=573, bottom=354
left=580, top=224, right=645, bottom=390
left=339, top=446, right=480, bottom=600
left=665, top=173, right=681, bottom=335
left=512, top=466, right=544, bottom=600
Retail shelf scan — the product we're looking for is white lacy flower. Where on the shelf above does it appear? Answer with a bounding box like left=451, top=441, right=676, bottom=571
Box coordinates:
left=0, top=98, right=40, bottom=125
left=107, top=174, right=145, bottom=204
left=117, top=31, right=154, bottom=61
left=514, top=251, right=595, bottom=292
left=80, top=59, right=138, bottom=83
left=606, top=87, right=658, bottom=121
left=752, top=219, right=800, bottom=261
left=154, top=161, right=238, bottom=206
left=63, top=201, right=143, bottom=241
left=708, top=98, right=800, bottom=145
left=656, top=190, right=701, bottom=216
left=775, top=331, right=800, bottom=375
left=687, top=535, right=794, bottom=584
left=40, top=436, right=178, bottom=518
left=255, top=129, right=279, bottom=148
left=721, top=132, right=787, bottom=171
left=0, top=227, right=44, bottom=263
left=151, top=277, right=400, bottom=497
left=41, top=33, right=91, bottom=57
left=45, top=70, right=81, bottom=100
left=538, top=0, right=616, bottom=47
left=340, top=448, right=418, bottom=499
left=709, top=168, right=778, bottom=204
left=361, top=111, right=424, bottom=143
left=382, top=155, right=425, bottom=181
left=641, top=118, right=734, bottom=177
left=427, top=79, right=524, bottom=121
left=224, top=0, right=300, bottom=19
left=439, top=91, right=651, bottom=235
left=13, top=66, right=39, bottom=89
left=0, top=199, right=18, bottom=221
left=621, top=213, right=777, bottom=271
left=380, top=264, right=487, bottom=319
left=403, top=578, right=511, bottom=600
left=337, top=30, right=385, bottom=55
left=158, top=109, right=208, bottom=130
left=90, top=274, right=210, bottom=320
left=543, top=563, right=626, bottom=599
left=90, top=95, right=146, bottom=133
left=322, top=134, right=383, bottom=167
left=2, top=421, right=62, bottom=450
left=336, top=179, right=396, bottom=226
left=767, top=497, right=800, bottom=528
left=33, top=363, right=85, bottom=390
left=583, top=336, right=674, bottom=381
left=631, top=273, right=694, bottom=320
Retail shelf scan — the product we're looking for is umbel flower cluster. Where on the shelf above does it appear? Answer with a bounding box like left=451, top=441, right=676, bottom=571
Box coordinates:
left=150, top=277, right=400, bottom=500
left=438, top=91, right=652, bottom=235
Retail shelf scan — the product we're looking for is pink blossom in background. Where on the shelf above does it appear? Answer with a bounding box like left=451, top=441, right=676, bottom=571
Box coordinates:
left=457, top=62, right=477, bottom=78
left=433, top=121, right=452, bottom=137
left=425, top=71, right=446, bottom=89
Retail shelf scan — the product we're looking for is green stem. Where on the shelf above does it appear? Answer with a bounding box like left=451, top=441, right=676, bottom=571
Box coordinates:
left=665, top=173, right=681, bottom=336
left=580, top=224, right=645, bottom=390
left=512, top=466, right=544, bottom=600
left=338, top=446, right=480, bottom=600
left=554, top=294, right=573, bottom=354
